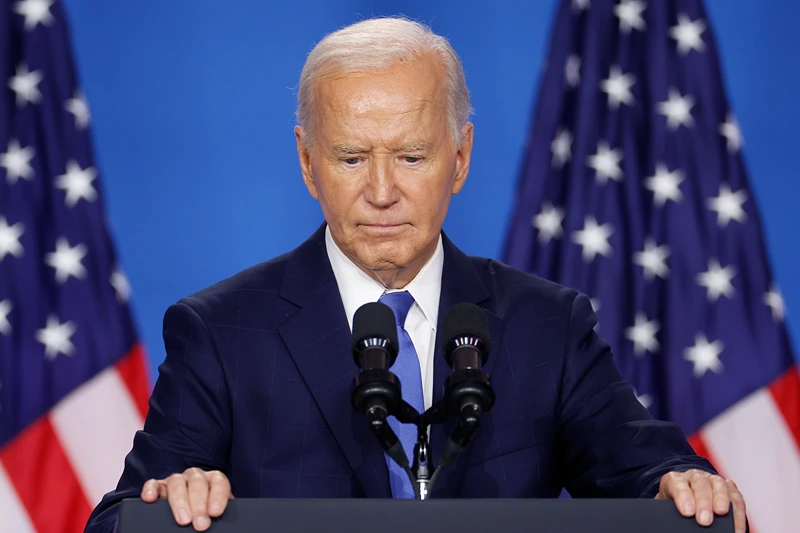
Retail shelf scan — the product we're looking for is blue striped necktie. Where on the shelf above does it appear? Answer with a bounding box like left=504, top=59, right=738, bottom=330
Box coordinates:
left=378, top=291, right=424, bottom=499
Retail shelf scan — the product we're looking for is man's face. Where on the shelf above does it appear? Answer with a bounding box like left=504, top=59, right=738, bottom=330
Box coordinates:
left=296, top=54, right=473, bottom=283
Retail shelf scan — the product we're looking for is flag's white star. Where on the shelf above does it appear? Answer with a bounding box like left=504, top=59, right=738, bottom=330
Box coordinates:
left=645, top=163, right=684, bottom=206
left=615, top=0, right=647, bottom=34
left=657, top=88, right=695, bottom=130
left=697, top=259, right=736, bottom=302
left=625, top=312, right=660, bottom=355
left=565, top=55, right=581, bottom=88
left=572, top=0, right=591, bottom=11
left=601, top=65, right=636, bottom=109
left=0, top=217, right=25, bottom=261
left=587, top=141, right=624, bottom=184
left=533, top=203, right=565, bottom=244
left=14, top=0, right=54, bottom=30
left=572, top=216, right=614, bottom=262
left=635, top=391, right=652, bottom=409
left=65, top=91, right=91, bottom=129
left=1, top=138, right=35, bottom=184
left=36, top=314, right=76, bottom=360
left=683, top=333, right=724, bottom=378
left=0, top=299, right=11, bottom=335
left=633, top=239, right=670, bottom=280
left=551, top=128, right=573, bottom=168
left=719, top=113, right=743, bottom=153
left=55, top=160, right=98, bottom=207
left=707, top=183, right=748, bottom=228
left=8, top=63, right=43, bottom=107
left=111, top=268, right=132, bottom=302
left=763, top=284, right=785, bottom=322
left=670, top=13, right=706, bottom=55
left=45, top=237, right=87, bottom=284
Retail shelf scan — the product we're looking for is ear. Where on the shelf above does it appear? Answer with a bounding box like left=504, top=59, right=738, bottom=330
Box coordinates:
left=451, top=122, right=474, bottom=195
left=295, top=125, right=319, bottom=200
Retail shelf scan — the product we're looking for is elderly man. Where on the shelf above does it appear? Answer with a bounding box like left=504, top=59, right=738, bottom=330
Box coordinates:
left=86, top=17, right=746, bottom=533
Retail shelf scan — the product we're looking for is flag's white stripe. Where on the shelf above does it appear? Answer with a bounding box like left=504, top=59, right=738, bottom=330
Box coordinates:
left=50, top=366, right=143, bottom=506
left=0, top=462, right=35, bottom=533
left=701, top=387, right=800, bottom=533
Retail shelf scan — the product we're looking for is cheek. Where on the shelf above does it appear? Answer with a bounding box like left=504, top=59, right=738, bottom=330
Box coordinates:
left=313, top=174, right=363, bottom=223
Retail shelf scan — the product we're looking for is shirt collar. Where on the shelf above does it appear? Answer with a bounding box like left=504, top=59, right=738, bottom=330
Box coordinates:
left=325, top=225, right=443, bottom=330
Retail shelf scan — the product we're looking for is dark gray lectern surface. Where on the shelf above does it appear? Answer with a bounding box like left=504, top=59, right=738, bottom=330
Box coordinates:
left=118, top=498, right=734, bottom=533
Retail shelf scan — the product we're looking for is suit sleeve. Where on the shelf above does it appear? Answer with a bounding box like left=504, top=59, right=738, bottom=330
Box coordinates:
left=84, top=301, right=232, bottom=533
left=555, top=293, right=715, bottom=498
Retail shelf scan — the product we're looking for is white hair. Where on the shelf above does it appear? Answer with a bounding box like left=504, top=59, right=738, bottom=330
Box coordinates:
left=296, top=17, right=473, bottom=149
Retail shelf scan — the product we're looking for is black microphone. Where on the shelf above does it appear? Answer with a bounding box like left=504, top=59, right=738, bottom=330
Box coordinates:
left=350, top=302, right=399, bottom=371
left=441, top=303, right=496, bottom=420
left=349, top=302, right=410, bottom=470
left=350, top=302, right=400, bottom=419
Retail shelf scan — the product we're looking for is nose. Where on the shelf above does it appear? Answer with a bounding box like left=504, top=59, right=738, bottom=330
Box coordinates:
left=364, top=157, right=400, bottom=208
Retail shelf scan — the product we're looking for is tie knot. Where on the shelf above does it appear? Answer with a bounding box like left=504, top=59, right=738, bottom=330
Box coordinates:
left=378, top=291, right=415, bottom=327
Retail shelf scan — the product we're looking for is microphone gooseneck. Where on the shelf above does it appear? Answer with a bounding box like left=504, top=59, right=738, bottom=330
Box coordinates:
left=349, top=302, right=416, bottom=474
left=427, top=303, right=496, bottom=490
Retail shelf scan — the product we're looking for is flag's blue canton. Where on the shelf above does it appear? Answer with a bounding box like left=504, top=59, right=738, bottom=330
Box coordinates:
left=0, top=0, right=138, bottom=447
left=503, top=0, right=795, bottom=436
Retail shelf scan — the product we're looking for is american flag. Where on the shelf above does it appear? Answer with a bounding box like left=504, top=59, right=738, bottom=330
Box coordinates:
left=0, top=1, right=150, bottom=531
left=503, top=0, right=800, bottom=531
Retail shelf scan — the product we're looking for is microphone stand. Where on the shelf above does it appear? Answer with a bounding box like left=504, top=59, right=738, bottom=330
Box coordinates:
left=402, top=397, right=486, bottom=499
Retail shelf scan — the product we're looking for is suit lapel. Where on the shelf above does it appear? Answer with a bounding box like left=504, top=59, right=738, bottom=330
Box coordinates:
left=430, top=233, right=505, bottom=498
left=277, top=225, right=391, bottom=497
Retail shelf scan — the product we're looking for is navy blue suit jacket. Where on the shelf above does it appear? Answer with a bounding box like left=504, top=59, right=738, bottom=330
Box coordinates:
left=86, top=225, right=713, bottom=532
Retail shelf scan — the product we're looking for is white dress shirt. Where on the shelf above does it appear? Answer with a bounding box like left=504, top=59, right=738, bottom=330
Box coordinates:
left=325, top=226, right=443, bottom=410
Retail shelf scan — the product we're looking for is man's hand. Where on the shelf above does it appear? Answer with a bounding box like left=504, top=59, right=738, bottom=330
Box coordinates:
left=140, top=468, right=233, bottom=532
left=656, top=469, right=746, bottom=533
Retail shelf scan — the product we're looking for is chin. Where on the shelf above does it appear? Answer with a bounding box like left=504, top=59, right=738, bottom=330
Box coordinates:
left=354, top=245, right=416, bottom=272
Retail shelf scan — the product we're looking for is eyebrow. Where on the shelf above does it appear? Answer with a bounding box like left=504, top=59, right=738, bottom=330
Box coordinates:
left=332, top=141, right=433, bottom=155
left=332, top=144, right=366, bottom=155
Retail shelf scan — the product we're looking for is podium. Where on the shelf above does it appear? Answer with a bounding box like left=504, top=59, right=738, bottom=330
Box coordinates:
left=117, top=498, right=734, bottom=532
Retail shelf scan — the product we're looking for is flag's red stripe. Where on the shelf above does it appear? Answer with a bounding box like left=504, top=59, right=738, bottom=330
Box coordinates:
left=0, top=417, right=92, bottom=533
left=116, top=343, right=151, bottom=420
left=768, top=364, right=800, bottom=452
left=687, top=433, right=716, bottom=472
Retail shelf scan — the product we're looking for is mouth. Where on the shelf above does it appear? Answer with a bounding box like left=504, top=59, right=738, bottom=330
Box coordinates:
left=360, top=223, right=408, bottom=233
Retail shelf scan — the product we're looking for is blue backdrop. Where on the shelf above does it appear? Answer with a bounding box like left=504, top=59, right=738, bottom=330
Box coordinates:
left=60, top=0, right=799, bottom=376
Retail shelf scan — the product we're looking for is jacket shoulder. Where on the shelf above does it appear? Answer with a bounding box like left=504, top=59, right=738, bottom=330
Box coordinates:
left=171, top=249, right=294, bottom=325
left=469, top=256, right=583, bottom=318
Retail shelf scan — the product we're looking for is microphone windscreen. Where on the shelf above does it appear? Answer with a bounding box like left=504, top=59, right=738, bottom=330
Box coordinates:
left=351, top=301, right=399, bottom=356
left=442, top=303, right=490, bottom=364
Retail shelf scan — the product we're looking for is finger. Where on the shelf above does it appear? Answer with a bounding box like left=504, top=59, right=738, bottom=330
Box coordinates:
left=158, top=481, right=169, bottom=498
left=141, top=479, right=159, bottom=502
left=206, top=471, right=232, bottom=517
left=658, top=472, right=695, bottom=517
left=688, top=471, right=715, bottom=526
left=710, top=475, right=730, bottom=515
left=727, top=480, right=747, bottom=533
left=186, top=468, right=212, bottom=531
left=165, top=473, right=192, bottom=526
